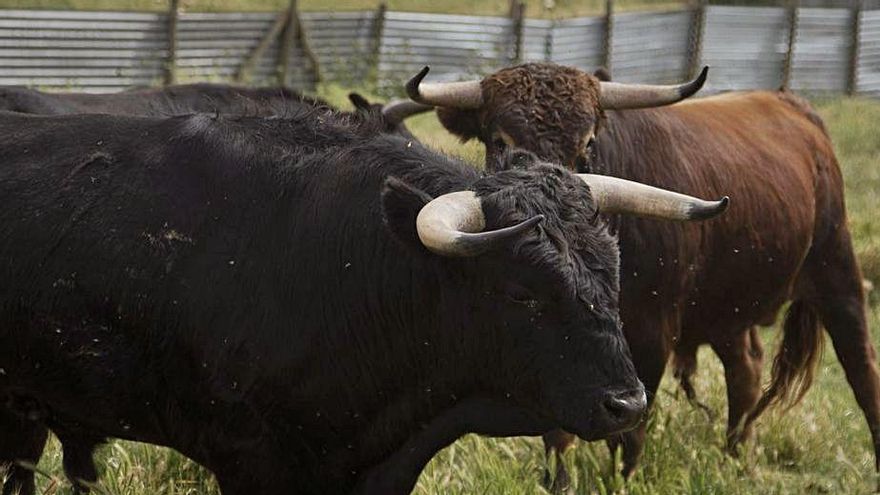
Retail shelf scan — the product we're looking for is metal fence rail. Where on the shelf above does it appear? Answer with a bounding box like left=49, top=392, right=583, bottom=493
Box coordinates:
left=791, top=8, right=851, bottom=92
left=612, top=10, right=692, bottom=84
left=859, top=9, right=880, bottom=95
left=0, top=5, right=878, bottom=97
left=301, top=10, right=375, bottom=85
left=702, top=6, right=790, bottom=91
left=0, top=9, right=166, bottom=92
left=546, top=16, right=605, bottom=72
left=377, top=11, right=515, bottom=88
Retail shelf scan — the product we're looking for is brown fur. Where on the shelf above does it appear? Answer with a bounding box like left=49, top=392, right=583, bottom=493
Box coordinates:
left=749, top=301, right=824, bottom=420
left=432, top=63, right=880, bottom=483
left=597, top=92, right=876, bottom=472
left=439, top=63, right=602, bottom=171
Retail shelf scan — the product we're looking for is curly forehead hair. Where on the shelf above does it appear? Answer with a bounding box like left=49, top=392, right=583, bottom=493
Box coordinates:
left=482, top=63, right=602, bottom=164
left=472, top=163, right=620, bottom=308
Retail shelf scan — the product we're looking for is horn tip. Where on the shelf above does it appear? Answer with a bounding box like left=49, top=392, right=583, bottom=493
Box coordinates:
left=406, top=66, right=431, bottom=101
left=526, top=214, right=545, bottom=227
left=679, top=66, right=709, bottom=100
left=688, top=195, right=729, bottom=221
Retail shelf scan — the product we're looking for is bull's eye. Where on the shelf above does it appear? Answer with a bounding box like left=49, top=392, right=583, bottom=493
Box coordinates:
left=577, top=136, right=599, bottom=173
left=585, top=136, right=596, bottom=152
left=505, top=283, right=540, bottom=308
left=493, top=136, right=507, bottom=151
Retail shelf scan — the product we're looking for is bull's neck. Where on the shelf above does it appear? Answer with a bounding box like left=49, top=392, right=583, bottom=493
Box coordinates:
left=595, top=108, right=672, bottom=185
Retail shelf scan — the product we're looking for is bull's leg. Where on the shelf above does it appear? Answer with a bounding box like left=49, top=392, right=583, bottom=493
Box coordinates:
left=0, top=407, right=48, bottom=495
left=541, top=429, right=575, bottom=494
left=672, top=342, right=699, bottom=401
left=57, top=436, right=99, bottom=494
left=672, top=341, right=716, bottom=420
left=710, top=326, right=763, bottom=453
left=805, top=228, right=880, bottom=477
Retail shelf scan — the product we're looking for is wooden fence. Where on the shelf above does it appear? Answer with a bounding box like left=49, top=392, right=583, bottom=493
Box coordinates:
left=1, top=3, right=879, bottom=96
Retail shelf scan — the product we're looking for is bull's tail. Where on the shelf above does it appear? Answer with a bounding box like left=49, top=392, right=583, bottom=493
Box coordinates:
left=746, top=300, right=824, bottom=426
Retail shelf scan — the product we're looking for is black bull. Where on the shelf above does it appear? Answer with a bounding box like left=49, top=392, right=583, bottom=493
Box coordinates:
left=0, top=83, right=427, bottom=494
left=0, top=83, right=324, bottom=116
left=0, top=83, right=431, bottom=138
left=0, top=105, right=719, bottom=494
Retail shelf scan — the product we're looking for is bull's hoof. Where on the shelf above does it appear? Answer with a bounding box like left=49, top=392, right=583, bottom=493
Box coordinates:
left=541, top=467, right=552, bottom=490
left=689, top=398, right=717, bottom=421
left=725, top=435, right=745, bottom=457
left=549, top=467, right=572, bottom=495
left=541, top=465, right=573, bottom=495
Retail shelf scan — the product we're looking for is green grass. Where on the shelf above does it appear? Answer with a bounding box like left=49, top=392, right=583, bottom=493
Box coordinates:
left=20, top=95, right=880, bottom=494
left=2, top=0, right=687, bottom=18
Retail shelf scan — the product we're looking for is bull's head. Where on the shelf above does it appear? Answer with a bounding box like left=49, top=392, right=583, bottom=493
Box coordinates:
left=406, top=63, right=707, bottom=171
left=382, top=152, right=726, bottom=439
left=348, top=93, right=433, bottom=140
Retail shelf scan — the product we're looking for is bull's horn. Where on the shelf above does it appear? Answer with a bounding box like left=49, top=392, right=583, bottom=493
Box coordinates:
left=598, top=66, right=709, bottom=110
left=381, top=99, right=434, bottom=124
left=416, top=191, right=544, bottom=257
left=406, top=66, right=483, bottom=109
left=577, top=173, right=729, bottom=221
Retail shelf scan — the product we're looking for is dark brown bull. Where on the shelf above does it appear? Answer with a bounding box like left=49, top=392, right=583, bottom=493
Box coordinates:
left=406, top=62, right=880, bottom=491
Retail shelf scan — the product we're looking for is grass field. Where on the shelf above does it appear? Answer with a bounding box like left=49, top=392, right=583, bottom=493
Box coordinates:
left=18, top=94, right=880, bottom=494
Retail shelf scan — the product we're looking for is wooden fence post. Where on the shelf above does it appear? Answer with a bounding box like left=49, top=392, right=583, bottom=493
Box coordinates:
left=164, top=0, right=179, bottom=86
left=278, top=0, right=296, bottom=86
left=278, top=0, right=321, bottom=88
left=602, top=0, right=614, bottom=71
left=237, top=12, right=288, bottom=84
left=294, top=0, right=321, bottom=86
left=686, top=0, right=706, bottom=80
left=509, top=0, right=526, bottom=64
left=544, top=20, right=555, bottom=61
left=848, top=0, right=864, bottom=95
left=782, top=0, right=800, bottom=89
left=371, top=3, right=387, bottom=85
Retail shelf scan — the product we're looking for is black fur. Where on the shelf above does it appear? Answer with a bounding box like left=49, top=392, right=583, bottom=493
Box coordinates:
left=0, top=107, right=639, bottom=494
left=0, top=83, right=330, bottom=117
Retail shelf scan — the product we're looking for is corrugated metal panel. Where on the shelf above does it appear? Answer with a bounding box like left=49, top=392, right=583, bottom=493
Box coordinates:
left=0, top=9, right=166, bottom=90
left=701, top=6, right=790, bottom=92
left=550, top=16, right=604, bottom=72
left=611, top=9, right=692, bottom=83
left=377, top=11, right=515, bottom=90
left=302, top=10, right=375, bottom=85
left=176, top=12, right=315, bottom=90
left=0, top=7, right=878, bottom=97
left=790, top=8, right=850, bottom=93
left=857, top=9, right=880, bottom=96
left=521, top=19, right=553, bottom=62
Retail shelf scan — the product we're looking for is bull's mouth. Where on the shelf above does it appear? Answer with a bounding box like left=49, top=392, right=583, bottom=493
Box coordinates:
left=559, top=386, right=648, bottom=441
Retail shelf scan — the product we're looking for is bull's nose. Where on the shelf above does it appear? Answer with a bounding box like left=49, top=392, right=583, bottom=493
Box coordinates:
left=600, top=387, right=647, bottom=431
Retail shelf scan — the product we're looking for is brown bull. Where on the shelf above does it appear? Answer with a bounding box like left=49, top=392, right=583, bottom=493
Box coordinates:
left=407, top=63, right=880, bottom=490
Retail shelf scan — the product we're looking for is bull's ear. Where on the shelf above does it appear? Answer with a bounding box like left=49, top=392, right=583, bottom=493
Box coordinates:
left=348, top=92, right=372, bottom=112
left=593, top=67, right=612, bottom=82
left=381, top=177, right=433, bottom=252
left=436, top=108, right=482, bottom=142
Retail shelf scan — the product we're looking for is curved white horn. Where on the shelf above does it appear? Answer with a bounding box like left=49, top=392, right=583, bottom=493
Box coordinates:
left=381, top=99, right=434, bottom=124
left=578, top=173, right=729, bottom=221
left=406, top=66, right=483, bottom=109
left=598, top=66, right=709, bottom=110
left=416, top=191, right=543, bottom=257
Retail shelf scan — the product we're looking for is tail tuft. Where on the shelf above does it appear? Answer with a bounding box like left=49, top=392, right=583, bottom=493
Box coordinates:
left=747, top=301, right=824, bottom=425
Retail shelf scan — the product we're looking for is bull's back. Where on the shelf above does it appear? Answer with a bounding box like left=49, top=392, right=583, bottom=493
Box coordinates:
left=611, top=92, right=836, bottom=330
